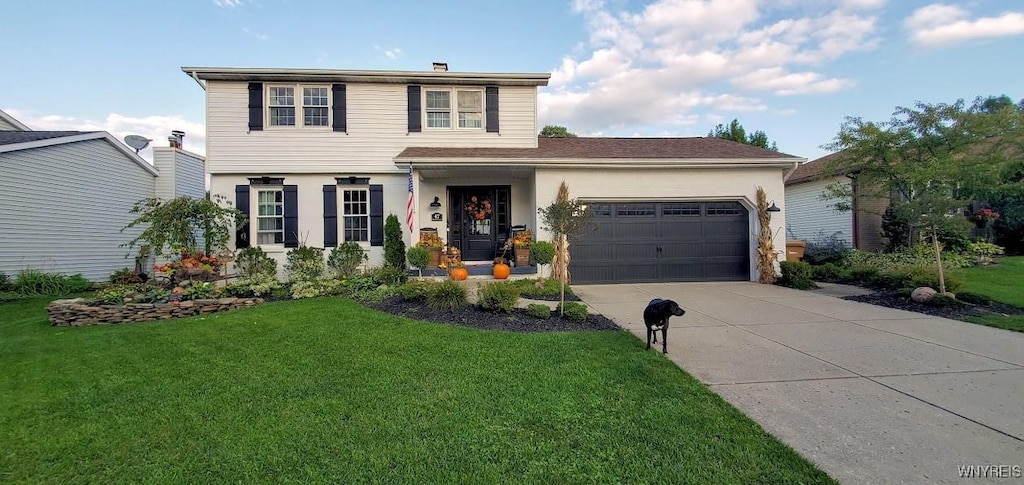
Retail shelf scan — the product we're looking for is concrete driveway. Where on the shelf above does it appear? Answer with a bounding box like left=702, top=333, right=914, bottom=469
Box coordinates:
left=574, top=282, right=1024, bottom=485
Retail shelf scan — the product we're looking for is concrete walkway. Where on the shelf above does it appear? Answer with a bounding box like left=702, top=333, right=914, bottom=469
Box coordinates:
left=574, top=282, right=1024, bottom=485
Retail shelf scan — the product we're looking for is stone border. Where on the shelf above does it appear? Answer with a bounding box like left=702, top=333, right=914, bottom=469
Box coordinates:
left=48, top=297, right=263, bottom=327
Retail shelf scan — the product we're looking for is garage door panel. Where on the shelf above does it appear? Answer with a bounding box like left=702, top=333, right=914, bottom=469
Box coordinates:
left=571, top=201, right=751, bottom=284
left=660, top=220, right=703, bottom=239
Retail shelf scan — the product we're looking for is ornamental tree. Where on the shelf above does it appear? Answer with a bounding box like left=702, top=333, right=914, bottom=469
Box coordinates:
left=538, top=181, right=594, bottom=314
left=122, top=195, right=245, bottom=257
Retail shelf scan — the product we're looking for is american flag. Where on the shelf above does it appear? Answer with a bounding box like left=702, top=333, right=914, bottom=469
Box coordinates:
left=406, top=165, right=415, bottom=233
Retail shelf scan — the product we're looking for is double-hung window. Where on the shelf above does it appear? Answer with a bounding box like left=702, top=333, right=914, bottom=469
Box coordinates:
left=342, top=189, right=369, bottom=242
left=268, top=85, right=329, bottom=127
left=302, top=87, right=329, bottom=126
left=457, top=90, right=482, bottom=128
left=425, top=90, right=451, bottom=128
left=268, top=87, right=295, bottom=126
left=256, top=189, right=284, bottom=244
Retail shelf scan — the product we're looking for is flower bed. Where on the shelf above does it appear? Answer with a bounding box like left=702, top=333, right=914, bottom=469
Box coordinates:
left=48, top=297, right=262, bottom=327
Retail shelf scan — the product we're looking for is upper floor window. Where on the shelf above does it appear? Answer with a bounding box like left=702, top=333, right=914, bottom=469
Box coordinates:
left=425, top=90, right=451, bottom=128
left=424, top=88, right=484, bottom=130
left=268, top=84, right=330, bottom=127
left=457, top=90, right=482, bottom=128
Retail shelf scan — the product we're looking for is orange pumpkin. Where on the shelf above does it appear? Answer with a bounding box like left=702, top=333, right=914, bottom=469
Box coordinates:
left=450, top=267, right=469, bottom=281
left=492, top=263, right=511, bottom=280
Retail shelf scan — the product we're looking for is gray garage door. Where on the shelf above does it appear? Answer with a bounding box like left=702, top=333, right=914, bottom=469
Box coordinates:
left=570, top=201, right=750, bottom=284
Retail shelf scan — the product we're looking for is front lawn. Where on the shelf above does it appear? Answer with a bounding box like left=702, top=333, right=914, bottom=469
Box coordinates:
left=954, top=256, right=1024, bottom=332
left=0, top=297, right=832, bottom=483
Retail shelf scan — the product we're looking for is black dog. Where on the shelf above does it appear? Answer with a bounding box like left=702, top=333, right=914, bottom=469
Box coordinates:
left=643, top=298, right=686, bottom=354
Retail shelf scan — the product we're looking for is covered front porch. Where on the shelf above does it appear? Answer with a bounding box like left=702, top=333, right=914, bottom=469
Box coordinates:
left=411, top=165, right=539, bottom=263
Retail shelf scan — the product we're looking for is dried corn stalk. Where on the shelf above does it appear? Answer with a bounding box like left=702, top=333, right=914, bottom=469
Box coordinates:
left=755, top=186, right=778, bottom=284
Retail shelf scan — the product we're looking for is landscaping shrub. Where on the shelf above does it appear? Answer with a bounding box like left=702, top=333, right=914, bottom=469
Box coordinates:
left=426, top=280, right=467, bottom=310
left=778, top=261, right=816, bottom=290
left=529, top=241, right=556, bottom=266
left=290, top=278, right=344, bottom=300
left=0, top=272, right=12, bottom=292
left=364, top=265, right=408, bottom=288
left=186, top=281, right=219, bottom=300
left=285, top=246, right=325, bottom=282
left=558, top=301, right=588, bottom=322
left=802, top=231, right=852, bottom=265
left=957, top=291, right=993, bottom=306
left=328, top=242, right=367, bottom=278
left=397, top=280, right=434, bottom=301
left=235, top=247, right=278, bottom=278
left=846, top=264, right=879, bottom=283
left=477, top=282, right=521, bottom=312
left=14, top=270, right=93, bottom=296
left=925, top=294, right=966, bottom=308
left=384, top=214, right=407, bottom=271
left=526, top=303, right=551, bottom=319
left=406, top=246, right=431, bottom=271
left=93, top=284, right=151, bottom=305
left=0, top=291, right=25, bottom=303
left=223, top=274, right=281, bottom=298
left=966, top=241, right=1005, bottom=265
left=810, top=263, right=841, bottom=280
left=110, top=267, right=143, bottom=285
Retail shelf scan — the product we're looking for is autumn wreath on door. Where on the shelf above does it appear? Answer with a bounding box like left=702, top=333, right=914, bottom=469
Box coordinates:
left=464, top=196, right=493, bottom=221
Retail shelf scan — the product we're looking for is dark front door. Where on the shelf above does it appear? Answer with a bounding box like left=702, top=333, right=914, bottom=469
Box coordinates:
left=449, top=186, right=510, bottom=261
left=571, top=201, right=750, bottom=283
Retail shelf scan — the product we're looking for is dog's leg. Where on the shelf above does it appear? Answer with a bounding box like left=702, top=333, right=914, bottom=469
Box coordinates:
left=646, top=326, right=652, bottom=350
left=661, top=323, right=668, bottom=354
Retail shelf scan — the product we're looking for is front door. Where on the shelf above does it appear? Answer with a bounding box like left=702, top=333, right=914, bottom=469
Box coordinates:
left=449, top=186, right=510, bottom=261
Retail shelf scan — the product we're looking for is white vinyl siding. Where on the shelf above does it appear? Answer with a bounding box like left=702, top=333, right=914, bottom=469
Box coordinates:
left=342, top=189, right=369, bottom=242
left=0, top=139, right=157, bottom=280
left=784, top=177, right=854, bottom=246
left=205, top=81, right=538, bottom=174
left=0, top=117, right=25, bottom=131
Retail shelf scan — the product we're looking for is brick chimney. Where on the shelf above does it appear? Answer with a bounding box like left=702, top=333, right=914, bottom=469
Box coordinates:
left=432, top=62, right=448, bottom=72
left=169, top=130, right=185, bottom=149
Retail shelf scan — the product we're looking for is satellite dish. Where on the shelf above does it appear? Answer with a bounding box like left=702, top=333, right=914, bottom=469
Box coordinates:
left=124, top=135, right=151, bottom=153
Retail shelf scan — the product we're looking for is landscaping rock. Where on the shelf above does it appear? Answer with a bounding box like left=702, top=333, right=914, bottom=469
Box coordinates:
left=47, top=298, right=263, bottom=327
left=911, top=287, right=937, bottom=303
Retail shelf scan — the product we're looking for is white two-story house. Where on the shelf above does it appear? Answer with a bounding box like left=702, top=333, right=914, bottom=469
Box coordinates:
left=185, top=63, right=803, bottom=284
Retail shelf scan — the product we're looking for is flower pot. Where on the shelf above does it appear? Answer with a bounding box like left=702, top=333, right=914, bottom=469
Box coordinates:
left=428, top=248, right=442, bottom=268
left=492, top=263, right=511, bottom=280
left=785, top=240, right=806, bottom=262
left=512, top=248, right=528, bottom=268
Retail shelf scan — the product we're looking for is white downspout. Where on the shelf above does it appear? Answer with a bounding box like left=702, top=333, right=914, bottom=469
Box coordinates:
left=190, top=71, right=206, bottom=91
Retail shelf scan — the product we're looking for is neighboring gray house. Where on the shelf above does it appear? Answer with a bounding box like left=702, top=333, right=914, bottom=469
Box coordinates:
left=0, top=111, right=205, bottom=280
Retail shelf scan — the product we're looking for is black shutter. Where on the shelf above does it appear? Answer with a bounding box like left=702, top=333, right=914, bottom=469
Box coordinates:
left=331, top=84, right=346, bottom=133
left=324, top=185, right=338, bottom=247
left=407, top=85, right=422, bottom=133
left=248, top=82, right=263, bottom=131
left=283, top=185, right=299, bottom=248
left=369, top=184, right=384, bottom=246
left=234, top=185, right=251, bottom=249
left=485, top=86, right=499, bottom=133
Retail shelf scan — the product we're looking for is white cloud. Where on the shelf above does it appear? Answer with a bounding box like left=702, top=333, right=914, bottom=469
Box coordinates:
left=213, top=0, right=244, bottom=7
left=373, top=45, right=403, bottom=60
left=905, top=4, right=1024, bottom=46
left=540, top=0, right=876, bottom=134
left=5, top=109, right=206, bottom=163
left=242, top=27, right=268, bottom=41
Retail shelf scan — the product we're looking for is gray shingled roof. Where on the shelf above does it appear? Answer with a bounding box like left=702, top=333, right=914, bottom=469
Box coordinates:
left=398, top=137, right=798, bottom=160
left=0, top=131, right=94, bottom=146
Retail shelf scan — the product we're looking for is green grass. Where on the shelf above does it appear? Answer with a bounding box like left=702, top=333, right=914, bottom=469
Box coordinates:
left=954, top=256, right=1024, bottom=332
left=953, top=256, right=1024, bottom=308
left=0, top=297, right=833, bottom=484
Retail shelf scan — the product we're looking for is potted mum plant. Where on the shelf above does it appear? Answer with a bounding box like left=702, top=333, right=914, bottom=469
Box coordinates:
left=416, top=232, right=445, bottom=267
left=512, top=229, right=533, bottom=266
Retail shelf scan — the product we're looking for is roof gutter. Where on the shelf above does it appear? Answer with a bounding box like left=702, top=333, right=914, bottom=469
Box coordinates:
left=396, top=157, right=804, bottom=169
left=782, top=159, right=801, bottom=182
left=189, top=70, right=206, bottom=91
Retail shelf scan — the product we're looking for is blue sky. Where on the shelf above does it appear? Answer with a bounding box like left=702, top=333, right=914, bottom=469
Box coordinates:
left=2, top=0, right=1023, bottom=161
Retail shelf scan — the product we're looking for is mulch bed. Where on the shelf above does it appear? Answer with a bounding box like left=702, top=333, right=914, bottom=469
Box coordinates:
left=368, top=296, right=620, bottom=332
left=843, top=290, right=1024, bottom=321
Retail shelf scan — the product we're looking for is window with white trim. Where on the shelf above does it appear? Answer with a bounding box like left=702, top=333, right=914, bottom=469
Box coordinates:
left=268, top=87, right=295, bottom=126
left=457, top=90, right=482, bottom=128
left=256, top=189, right=284, bottom=244
left=342, top=189, right=369, bottom=242
left=267, top=84, right=330, bottom=127
left=302, top=87, right=329, bottom=126
left=425, top=90, right=451, bottom=128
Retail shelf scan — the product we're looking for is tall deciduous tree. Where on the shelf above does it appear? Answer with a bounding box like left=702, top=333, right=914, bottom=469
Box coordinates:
left=539, top=125, right=578, bottom=138
left=708, top=119, right=779, bottom=151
